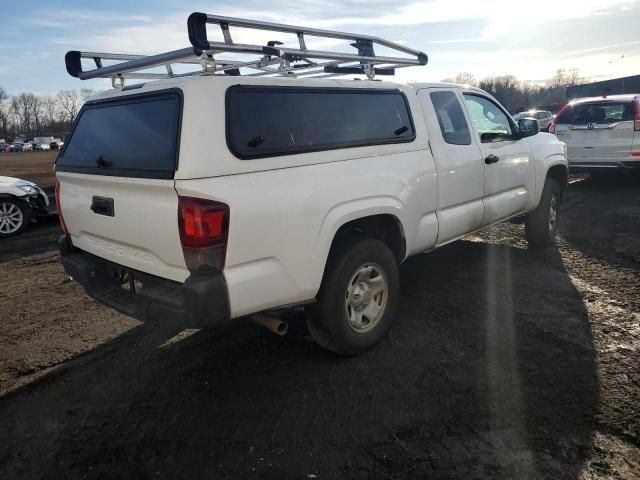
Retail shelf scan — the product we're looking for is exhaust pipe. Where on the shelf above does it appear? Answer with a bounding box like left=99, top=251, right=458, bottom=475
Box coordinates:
left=253, top=313, right=288, bottom=336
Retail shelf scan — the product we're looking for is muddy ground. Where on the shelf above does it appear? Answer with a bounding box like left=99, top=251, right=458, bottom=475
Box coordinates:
left=0, top=151, right=58, bottom=189
left=0, top=170, right=638, bottom=479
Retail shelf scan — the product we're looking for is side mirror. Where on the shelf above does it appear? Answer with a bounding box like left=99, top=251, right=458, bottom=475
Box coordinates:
left=517, top=118, right=539, bottom=138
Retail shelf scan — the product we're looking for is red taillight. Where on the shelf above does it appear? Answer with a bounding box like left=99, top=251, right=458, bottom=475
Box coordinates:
left=632, top=99, right=640, bottom=132
left=178, top=196, right=229, bottom=272
left=549, top=103, right=570, bottom=134
left=55, top=181, right=68, bottom=234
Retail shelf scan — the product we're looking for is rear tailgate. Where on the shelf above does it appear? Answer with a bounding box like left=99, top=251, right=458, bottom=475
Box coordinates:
left=55, top=89, right=188, bottom=282
left=555, top=101, right=633, bottom=162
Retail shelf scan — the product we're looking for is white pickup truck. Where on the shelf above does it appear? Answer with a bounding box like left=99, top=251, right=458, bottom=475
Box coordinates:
left=56, top=16, right=568, bottom=354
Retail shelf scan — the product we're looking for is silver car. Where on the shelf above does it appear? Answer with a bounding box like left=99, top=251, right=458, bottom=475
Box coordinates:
left=513, top=110, right=554, bottom=131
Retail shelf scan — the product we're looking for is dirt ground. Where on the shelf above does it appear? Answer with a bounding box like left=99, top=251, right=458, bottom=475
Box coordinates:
left=0, top=169, right=638, bottom=479
left=0, top=151, right=58, bottom=189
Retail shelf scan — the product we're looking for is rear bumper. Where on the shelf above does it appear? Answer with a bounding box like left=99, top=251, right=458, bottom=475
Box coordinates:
left=59, top=235, right=230, bottom=326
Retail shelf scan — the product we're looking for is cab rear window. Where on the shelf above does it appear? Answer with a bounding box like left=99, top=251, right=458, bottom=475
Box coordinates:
left=56, top=90, right=182, bottom=179
left=226, top=86, right=415, bottom=159
left=555, top=102, right=633, bottom=125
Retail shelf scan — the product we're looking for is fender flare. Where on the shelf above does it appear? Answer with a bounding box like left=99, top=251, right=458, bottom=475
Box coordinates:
left=309, top=196, right=408, bottom=289
left=534, top=154, right=568, bottom=205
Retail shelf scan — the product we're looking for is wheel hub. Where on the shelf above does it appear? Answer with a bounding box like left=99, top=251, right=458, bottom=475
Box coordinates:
left=351, top=283, right=372, bottom=310
left=345, top=264, right=388, bottom=333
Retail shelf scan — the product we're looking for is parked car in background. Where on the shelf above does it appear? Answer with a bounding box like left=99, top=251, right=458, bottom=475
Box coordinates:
left=550, top=94, right=640, bottom=171
left=34, top=142, right=51, bottom=151
left=50, top=140, right=64, bottom=150
left=514, top=110, right=554, bottom=131
left=13, top=143, right=28, bottom=152
left=0, top=176, right=51, bottom=237
left=1, top=143, right=14, bottom=153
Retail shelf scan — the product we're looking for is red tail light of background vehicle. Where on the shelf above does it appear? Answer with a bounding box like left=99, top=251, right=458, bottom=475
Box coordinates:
left=178, top=196, right=230, bottom=272
left=54, top=181, right=68, bottom=234
left=549, top=104, right=570, bottom=134
left=632, top=99, right=640, bottom=132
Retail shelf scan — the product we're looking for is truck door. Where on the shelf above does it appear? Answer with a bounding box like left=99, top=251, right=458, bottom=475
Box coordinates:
left=461, top=93, right=534, bottom=225
left=418, top=88, right=484, bottom=245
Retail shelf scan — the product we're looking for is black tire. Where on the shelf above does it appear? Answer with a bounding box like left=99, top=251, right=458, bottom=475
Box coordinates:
left=0, top=198, right=29, bottom=238
left=306, top=237, right=399, bottom=355
left=525, top=178, right=561, bottom=248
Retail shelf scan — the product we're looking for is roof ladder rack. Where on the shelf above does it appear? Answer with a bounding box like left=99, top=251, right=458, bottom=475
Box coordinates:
left=65, top=12, right=428, bottom=86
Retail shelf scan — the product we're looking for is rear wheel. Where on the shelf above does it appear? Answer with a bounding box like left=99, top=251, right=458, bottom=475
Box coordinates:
left=525, top=178, right=561, bottom=248
left=0, top=199, right=28, bottom=238
left=306, top=237, right=399, bottom=355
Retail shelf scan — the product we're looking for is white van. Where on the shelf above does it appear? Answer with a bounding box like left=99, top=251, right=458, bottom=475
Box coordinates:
left=56, top=13, right=568, bottom=354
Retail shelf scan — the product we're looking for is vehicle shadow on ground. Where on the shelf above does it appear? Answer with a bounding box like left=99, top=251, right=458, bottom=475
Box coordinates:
left=0, top=240, right=598, bottom=479
left=562, top=172, right=640, bottom=268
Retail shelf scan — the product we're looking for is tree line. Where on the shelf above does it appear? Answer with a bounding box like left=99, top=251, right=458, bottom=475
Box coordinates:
left=0, top=68, right=585, bottom=142
left=0, top=87, right=95, bottom=141
left=441, top=68, right=586, bottom=113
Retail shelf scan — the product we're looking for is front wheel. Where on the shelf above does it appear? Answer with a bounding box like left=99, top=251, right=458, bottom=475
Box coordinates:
left=0, top=198, right=28, bottom=238
left=306, top=237, right=399, bottom=355
left=525, top=178, right=561, bottom=248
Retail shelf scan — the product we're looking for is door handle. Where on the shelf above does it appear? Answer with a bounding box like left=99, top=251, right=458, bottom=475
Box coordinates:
left=90, top=196, right=114, bottom=217
left=485, top=154, right=500, bottom=164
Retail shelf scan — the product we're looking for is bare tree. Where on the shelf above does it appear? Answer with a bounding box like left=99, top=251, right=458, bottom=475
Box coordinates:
left=441, top=72, right=477, bottom=86
left=80, top=88, right=96, bottom=101
left=548, top=68, right=584, bottom=89
left=32, top=95, right=45, bottom=135
left=57, top=90, right=80, bottom=123
left=12, top=93, right=38, bottom=138
left=0, top=87, right=9, bottom=139
left=43, top=96, right=58, bottom=126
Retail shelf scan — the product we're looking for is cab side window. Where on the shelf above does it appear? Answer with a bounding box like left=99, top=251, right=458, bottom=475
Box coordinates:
left=429, top=91, right=471, bottom=145
left=463, top=94, right=513, bottom=142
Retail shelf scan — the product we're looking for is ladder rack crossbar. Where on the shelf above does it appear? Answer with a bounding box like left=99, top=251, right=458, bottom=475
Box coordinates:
left=188, top=13, right=427, bottom=62
left=64, top=12, right=428, bottom=84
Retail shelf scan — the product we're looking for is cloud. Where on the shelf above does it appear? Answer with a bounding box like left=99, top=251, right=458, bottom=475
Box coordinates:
left=566, top=40, right=640, bottom=56
left=300, top=0, right=638, bottom=27
left=3, top=0, right=639, bottom=94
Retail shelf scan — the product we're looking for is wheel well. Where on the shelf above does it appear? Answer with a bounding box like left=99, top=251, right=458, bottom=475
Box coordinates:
left=331, top=214, right=406, bottom=262
left=547, top=165, right=568, bottom=197
left=0, top=193, right=27, bottom=203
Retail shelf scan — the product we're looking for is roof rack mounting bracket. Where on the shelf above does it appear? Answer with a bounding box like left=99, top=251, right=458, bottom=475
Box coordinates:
left=352, top=39, right=375, bottom=59
left=111, top=76, right=125, bottom=89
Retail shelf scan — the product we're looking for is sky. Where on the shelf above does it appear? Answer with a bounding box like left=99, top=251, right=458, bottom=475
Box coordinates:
left=1, top=0, right=639, bottom=95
